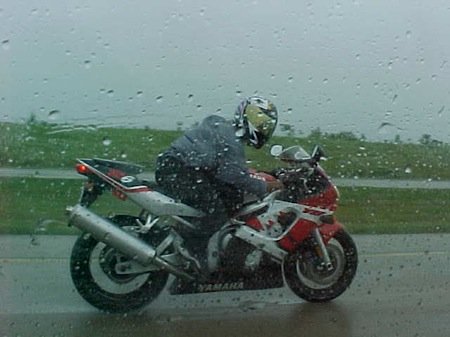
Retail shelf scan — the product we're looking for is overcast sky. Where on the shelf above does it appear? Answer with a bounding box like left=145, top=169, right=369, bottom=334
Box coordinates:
left=1, top=0, right=449, bottom=142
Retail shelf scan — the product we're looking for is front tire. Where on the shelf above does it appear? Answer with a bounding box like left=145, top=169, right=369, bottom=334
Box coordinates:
left=283, top=229, right=357, bottom=302
left=70, top=216, right=169, bottom=313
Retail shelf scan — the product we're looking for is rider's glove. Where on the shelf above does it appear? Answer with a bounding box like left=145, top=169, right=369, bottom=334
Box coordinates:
left=266, top=179, right=284, bottom=193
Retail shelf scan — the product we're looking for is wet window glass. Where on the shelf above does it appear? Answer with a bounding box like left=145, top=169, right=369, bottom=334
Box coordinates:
left=1, top=1, right=449, bottom=336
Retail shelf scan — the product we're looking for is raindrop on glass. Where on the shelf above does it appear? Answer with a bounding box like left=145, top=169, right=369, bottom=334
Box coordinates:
left=103, top=137, right=112, bottom=146
left=156, top=95, right=163, bottom=103
left=188, top=94, right=194, bottom=102
left=2, top=40, right=10, bottom=51
left=84, top=60, right=91, bottom=69
left=48, top=109, right=60, bottom=120
left=406, top=30, right=412, bottom=39
left=107, top=89, right=114, bottom=97
left=136, top=90, right=143, bottom=98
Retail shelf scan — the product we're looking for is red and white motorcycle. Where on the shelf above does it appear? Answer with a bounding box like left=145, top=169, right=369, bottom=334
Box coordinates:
left=67, top=144, right=357, bottom=312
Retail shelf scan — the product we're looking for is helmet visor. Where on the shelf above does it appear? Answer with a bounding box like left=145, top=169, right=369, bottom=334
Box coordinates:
left=245, top=105, right=277, bottom=139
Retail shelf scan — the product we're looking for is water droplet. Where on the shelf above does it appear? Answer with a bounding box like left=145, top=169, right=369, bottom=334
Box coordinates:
left=287, top=108, right=293, bottom=114
left=406, top=30, right=412, bottom=39
left=187, top=94, right=194, bottom=101
left=136, top=90, right=143, bottom=98
left=102, top=137, right=112, bottom=146
left=84, top=60, right=91, bottom=69
left=2, top=39, right=10, bottom=50
left=405, top=167, right=412, bottom=174
left=355, top=53, right=361, bottom=60
left=107, top=89, right=114, bottom=97
left=156, top=95, right=163, bottom=103
left=288, top=76, right=294, bottom=83
left=323, top=78, right=328, bottom=84
left=431, top=74, right=437, bottom=81
left=48, top=109, right=60, bottom=120
left=199, top=8, right=205, bottom=16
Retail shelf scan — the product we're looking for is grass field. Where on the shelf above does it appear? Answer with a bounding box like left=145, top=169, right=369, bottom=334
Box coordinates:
left=1, top=122, right=449, bottom=235
left=1, top=178, right=449, bottom=235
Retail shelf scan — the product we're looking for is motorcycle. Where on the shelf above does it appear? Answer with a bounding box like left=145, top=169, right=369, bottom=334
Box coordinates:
left=66, top=144, right=358, bottom=313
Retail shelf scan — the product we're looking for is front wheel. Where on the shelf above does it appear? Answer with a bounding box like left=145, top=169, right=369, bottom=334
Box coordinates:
left=283, top=229, right=357, bottom=302
left=70, top=216, right=169, bottom=313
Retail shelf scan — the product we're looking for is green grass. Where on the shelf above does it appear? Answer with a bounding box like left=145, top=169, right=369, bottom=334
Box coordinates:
left=336, top=187, right=450, bottom=234
left=1, top=122, right=449, bottom=180
left=1, top=178, right=449, bottom=235
left=0, top=178, right=141, bottom=235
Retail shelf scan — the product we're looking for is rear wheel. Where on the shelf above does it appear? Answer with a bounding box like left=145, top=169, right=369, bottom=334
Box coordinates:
left=283, top=229, right=357, bottom=302
left=70, top=215, right=169, bottom=313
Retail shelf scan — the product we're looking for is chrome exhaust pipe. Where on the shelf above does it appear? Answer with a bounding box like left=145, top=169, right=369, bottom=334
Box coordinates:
left=67, top=204, right=195, bottom=281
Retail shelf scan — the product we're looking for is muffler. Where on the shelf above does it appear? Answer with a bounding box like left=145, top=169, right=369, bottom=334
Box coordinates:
left=67, top=204, right=195, bottom=280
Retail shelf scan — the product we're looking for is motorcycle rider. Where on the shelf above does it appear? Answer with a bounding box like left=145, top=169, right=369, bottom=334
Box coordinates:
left=155, top=96, right=284, bottom=275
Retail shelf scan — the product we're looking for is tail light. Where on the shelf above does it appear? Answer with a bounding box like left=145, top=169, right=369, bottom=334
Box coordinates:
left=76, top=163, right=91, bottom=175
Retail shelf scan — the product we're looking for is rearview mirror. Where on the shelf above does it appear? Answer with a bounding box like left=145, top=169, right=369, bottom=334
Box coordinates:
left=311, top=145, right=326, bottom=162
left=270, top=145, right=283, bottom=157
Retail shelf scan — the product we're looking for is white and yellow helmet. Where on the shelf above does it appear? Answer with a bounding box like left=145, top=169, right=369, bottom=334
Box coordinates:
left=234, top=96, right=278, bottom=149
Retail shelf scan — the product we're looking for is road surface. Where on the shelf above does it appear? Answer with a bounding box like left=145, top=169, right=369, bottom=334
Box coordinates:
left=1, top=234, right=449, bottom=337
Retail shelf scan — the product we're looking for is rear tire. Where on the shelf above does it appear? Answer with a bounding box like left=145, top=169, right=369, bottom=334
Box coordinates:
left=70, top=216, right=169, bottom=313
left=283, top=229, right=357, bottom=302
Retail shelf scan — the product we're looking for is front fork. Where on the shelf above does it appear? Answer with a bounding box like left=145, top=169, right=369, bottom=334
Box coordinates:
left=310, top=221, right=343, bottom=271
left=312, top=228, right=333, bottom=271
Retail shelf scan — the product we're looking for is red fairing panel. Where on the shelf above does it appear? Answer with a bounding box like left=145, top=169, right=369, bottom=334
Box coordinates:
left=301, top=184, right=339, bottom=211
left=319, top=221, right=344, bottom=244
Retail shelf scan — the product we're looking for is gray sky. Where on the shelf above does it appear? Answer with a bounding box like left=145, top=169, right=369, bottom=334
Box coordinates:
left=1, top=0, right=449, bottom=142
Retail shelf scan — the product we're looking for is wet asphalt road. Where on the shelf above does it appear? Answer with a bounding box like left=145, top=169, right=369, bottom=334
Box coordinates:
left=1, top=234, right=450, bottom=337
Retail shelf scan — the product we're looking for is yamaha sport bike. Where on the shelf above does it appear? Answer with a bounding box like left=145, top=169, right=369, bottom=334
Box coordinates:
left=66, top=144, right=357, bottom=312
